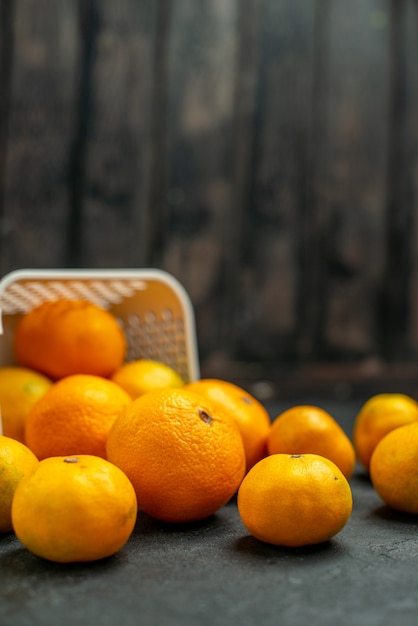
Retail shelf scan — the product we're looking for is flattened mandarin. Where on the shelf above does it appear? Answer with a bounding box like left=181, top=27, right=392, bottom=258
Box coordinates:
left=111, top=359, right=184, bottom=399
left=370, top=422, right=418, bottom=514
left=0, top=366, right=52, bottom=443
left=0, top=436, right=39, bottom=533
left=12, top=455, right=137, bottom=562
left=268, top=405, right=355, bottom=479
left=237, top=453, right=353, bottom=547
left=353, top=393, right=418, bottom=471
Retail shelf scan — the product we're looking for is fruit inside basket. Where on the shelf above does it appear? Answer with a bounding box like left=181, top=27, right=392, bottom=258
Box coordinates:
left=0, top=268, right=200, bottom=385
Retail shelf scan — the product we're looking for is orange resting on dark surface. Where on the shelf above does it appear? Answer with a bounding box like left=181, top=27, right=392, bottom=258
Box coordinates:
left=106, top=387, right=246, bottom=523
left=353, top=393, right=418, bottom=471
left=370, top=421, right=418, bottom=514
left=237, top=453, right=353, bottom=547
left=12, top=454, right=137, bottom=562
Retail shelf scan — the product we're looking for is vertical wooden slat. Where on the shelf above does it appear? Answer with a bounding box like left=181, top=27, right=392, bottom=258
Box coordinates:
left=318, top=0, right=390, bottom=359
left=295, top=0, right=331, bottom=361
left=146, top=0, right=173, bottom=265
left=235, top=0, right=317, bottom=362
left=1, top=0, right=79, bottom=274
left=221, top=0, right=261, bottom=355
left=66, top=0, right=100, bottom=267
left=400, top=0, right=418, bottom=359
left=76, top=0, right=158, bottom=268
left=379, top=0, right=410, bottom=359
left=160, top=0, right=238, bottom=361
left=0, top=1, right=15, bottom=277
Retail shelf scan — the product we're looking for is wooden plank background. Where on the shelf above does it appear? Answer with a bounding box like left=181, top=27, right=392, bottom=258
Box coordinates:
left=1, top=0, right=418, bottom=398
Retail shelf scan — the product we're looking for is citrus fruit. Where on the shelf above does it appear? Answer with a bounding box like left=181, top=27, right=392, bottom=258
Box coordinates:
left=0, top=366, right=52, bottom=443
left=184, top=378, right=271, bottom=472
left=0, top=435, right=39, bottom=533
left=12, top=454, right=137, bottom=562
left=14, top=298, right=126, bottom=380
left=25, top=374, right=132, bottom=460
left=111, top=359, right=184, bottom=399
left=237, top=453, right=353, bottom=547
left=353, top=393, right=418, bottom=471
left=267, top=405, right=356, bottom=479
left=369, top=421, right=418, bottom=514
left=106, top=387, right=246, bottom=523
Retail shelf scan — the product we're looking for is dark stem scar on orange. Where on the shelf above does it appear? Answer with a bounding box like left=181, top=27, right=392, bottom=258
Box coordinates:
left=198, top=409, right=212, bottom=424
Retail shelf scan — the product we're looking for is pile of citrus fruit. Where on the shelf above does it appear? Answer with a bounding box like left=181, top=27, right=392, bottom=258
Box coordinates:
left=1, top=296, right=418, bottom=562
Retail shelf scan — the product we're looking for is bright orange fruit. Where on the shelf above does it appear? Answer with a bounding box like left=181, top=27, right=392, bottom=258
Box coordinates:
left=267, top=405, right=356, bottom=479
left=14, top=298, right=126, bottom=380
left=370, top=421, right=418, bottom=514
left=237, top=453, right=353, bottom=547
left=106, top=387, right=246, bottom=523
left=0, top=435, right=39, bottom=533
left=353, top=393, right=418, bottom=471
left=111, top=359, right=184, bottom=399
left=25, top=374, right=132, bottom=459
left=184, top=378, right=271, bottom=472
left=0, top=366, right=52, bottom=443
left=12, top=454, right=137, bottom=562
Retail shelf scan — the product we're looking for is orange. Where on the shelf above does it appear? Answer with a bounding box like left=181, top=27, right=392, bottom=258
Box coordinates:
left=353, top=393, right=418, bottom=471
left=111, top=359, right=184, bottom=399
left=0, top=435, right=39, bottom=533
left=369, top=421, right=418, bottom=514
left=184, top=378, right=271, bottom=472
left=14, top=298, right=126, bottom=380
left=106, top=387, right=246, bottom=523
left=25, top=374, right=132, bottom=460
left=267, top=405, right=356, bottom=479
left=0, top=366, right=53, bottom=443
left=12, top=454, right=137, bottom=562
left=237, top=453, right=353, bottom=547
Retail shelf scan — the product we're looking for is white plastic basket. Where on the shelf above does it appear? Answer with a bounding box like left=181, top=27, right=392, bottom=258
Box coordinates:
left=0, top=268, right=200, bottom=392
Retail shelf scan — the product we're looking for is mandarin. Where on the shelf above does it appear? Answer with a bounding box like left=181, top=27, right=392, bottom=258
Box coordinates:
left=267, top=405, right=356, bottom=479
left=111, top=359, right=184, bottom=399
left=353, top=393, right=418, bottom=471
left=14, top=298, right=126, bottom=380
left=0, top=435, right=39, bottom=533
left=12, top=455, right=137, bottom=562
left=184, top=378, right=271, bottom=472
left=106, top=387, right=246, bottom=523
left=0, top=366, right=52, bottom=443
left=369, top=422, right=418, bottom=514
left=25, top=374, right=131, bottom=460
left=237, top=453, right=353, bottom=547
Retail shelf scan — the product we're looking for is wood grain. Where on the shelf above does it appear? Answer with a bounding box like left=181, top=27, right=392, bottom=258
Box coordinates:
left=1, top=0, right=78, bottom=273
left=1, top=0, right=418, bottom=382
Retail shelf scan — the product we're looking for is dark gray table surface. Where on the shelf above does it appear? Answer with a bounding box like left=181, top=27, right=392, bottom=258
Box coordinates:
left=1, top=396, right=418, bottom=626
